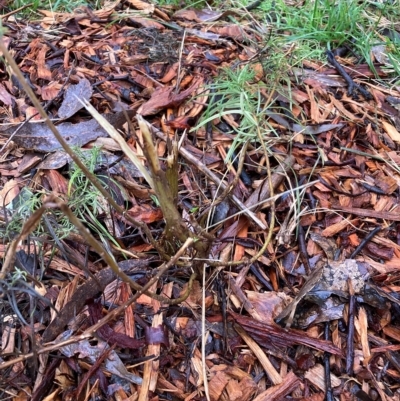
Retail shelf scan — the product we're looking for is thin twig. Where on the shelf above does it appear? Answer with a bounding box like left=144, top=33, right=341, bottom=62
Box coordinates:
left=346, top=278, right=355, bottom=376
left=326, top=50, right=372, bottom=99
left=175, top=28, right=187, bottom=94
left=298, top=225, right=311, bottom=274
left=0, top=3, right=33, bottom=19
left=350, top=226, right=381, bottom=258
left=324, top=323, right=334, bottom=401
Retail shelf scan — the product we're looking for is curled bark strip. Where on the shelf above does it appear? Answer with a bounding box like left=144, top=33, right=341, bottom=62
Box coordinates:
left=231, top=311, right=343, bottom=356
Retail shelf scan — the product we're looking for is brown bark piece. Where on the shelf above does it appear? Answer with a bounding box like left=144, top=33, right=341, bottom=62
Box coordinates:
left=157, top=375, right=187, bottom=400
left=234, top=324, right=282, bottom=385
left=239, top=376, right=259, bottom=401
left=17, top=153, right=42, bottom=174
left=225, top=379, right=242, bottom=401
left=252, top=371, right=300, bottom=401
left=375, top=171, right=398, bottom=194
left=208, top=371, right=230, bottom=401
left=138, top=79, right=202, bottom=116
left=139, top=313, right=163, bottom=401
left=322, top=217, right=357, bottom=237
left=37, top=44, right=52, bottom=81
left=334, top=205, right=400, bottom=221
left=232, top=312, right=343, bottom=356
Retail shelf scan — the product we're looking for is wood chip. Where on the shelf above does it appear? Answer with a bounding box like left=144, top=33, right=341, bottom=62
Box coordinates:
left=252, top=371, right=300, bottom=401
left=304, top=364, right=341, bottom=391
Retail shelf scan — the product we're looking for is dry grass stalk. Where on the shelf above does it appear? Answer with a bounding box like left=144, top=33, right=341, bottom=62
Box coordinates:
left=234, top=324, right=282, bottom=385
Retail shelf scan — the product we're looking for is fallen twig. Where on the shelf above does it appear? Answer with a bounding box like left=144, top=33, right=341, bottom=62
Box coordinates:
left=350, top=226, right=382, bottom=258
left=326, top=50, right=372, bottom=99
left=346, top=279, right=355, bottom=376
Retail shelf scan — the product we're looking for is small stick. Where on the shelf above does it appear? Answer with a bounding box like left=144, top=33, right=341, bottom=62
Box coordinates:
left=323, top=323, right=334, bottom=401
left=234, top=324, right=282, bottom=385
left=326, top=50, right=372, bottom=99
left=319, top=176, right=366, bottom=197
left=298, top=225, right=311, bottom=274
left=205, top=86, right=219, bottom=146
left=346, top=278, right=355, bottom=376
left=350, top=226, right=381, bottom=258
left=360, top=182, right=386, bottom=195
left=174, top=28, right=187, bottom=94
left=250, top=264, right=273, bottom=291
left=306, top=187, right=317, bottom=209
left=0, top=3, right=33, bottom=19
left=323, top=157, right=356, bottom=167
left=231, top=148, right=252, bottom=186
left=216, top=278, right=229, bottom=354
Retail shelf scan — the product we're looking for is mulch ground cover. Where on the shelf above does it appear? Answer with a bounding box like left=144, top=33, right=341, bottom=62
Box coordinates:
left=1, top=1, right=400, bottom=400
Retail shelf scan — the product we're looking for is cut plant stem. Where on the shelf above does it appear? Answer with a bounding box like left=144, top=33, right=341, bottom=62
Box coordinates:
left=137, top=114, right=212, bottom=276
left=142, top=117, right=267, bottom=230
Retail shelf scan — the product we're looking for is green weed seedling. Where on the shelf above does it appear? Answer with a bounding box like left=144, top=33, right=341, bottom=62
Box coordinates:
left=65, top=147, right=122, bottom=246
left=4, top=188, right=43, bottom=239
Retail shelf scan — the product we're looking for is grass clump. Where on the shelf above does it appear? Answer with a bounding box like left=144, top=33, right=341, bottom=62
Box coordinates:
left=255, top=0, right=400, bottom=77
left=193, top=65, right=265, bottom=159
left=10, top=0, right=101, bottom=13
left=2, top=147, right=117, bottom=244
left=277, top=0, right=365, bottom=46
left=62, top=147, right=122, bottom=246
left=193, top=57, right=299, bottom=160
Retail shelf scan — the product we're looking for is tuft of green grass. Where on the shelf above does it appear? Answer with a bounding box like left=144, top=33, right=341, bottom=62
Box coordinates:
left=253, top=0, right=400, bottom=78
left=193, top=65, right=264, bottom=159
left=2, top=147, right=121, bottom=246
left=61, top=147, right=122, bottom=246
left=187, top=0, right=400, bottom=157
left=192, top=56, right=302, bottom=160
left=4, top=188, right=43, bottom=237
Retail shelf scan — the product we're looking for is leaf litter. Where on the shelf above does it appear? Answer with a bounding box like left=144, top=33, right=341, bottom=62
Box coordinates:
left=1, top=1, right=400, bottom=401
